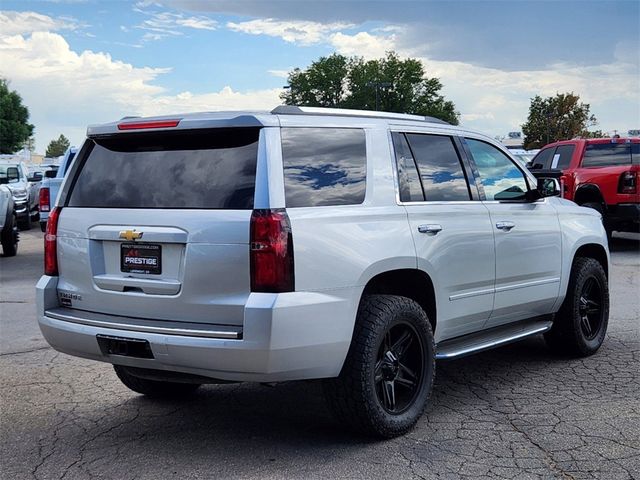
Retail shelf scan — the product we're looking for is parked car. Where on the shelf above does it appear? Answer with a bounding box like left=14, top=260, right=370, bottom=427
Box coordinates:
left=530, top=138, right=639, bottom=236
left=37, top=107, right=609, bottom=438
left=39, top=147, right=77, bottom=232
left=0, top=177, right=19, bottom=256
left=0, top=160, right=41, bottom=230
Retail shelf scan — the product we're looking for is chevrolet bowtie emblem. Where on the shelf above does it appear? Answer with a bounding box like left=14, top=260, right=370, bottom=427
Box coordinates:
left=119, top=229, right=143, bottom=241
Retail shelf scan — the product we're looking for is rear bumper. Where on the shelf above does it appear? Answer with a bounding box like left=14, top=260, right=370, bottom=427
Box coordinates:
left=608, top=203, right=640, bottom=232
left=36, top=276, right=358, bottom=382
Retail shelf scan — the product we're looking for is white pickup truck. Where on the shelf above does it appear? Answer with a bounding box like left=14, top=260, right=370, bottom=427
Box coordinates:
left=39, top=147, right=77, bottom=232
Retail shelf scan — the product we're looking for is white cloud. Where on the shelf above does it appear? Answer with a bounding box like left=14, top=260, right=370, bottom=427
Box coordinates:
left=267, top=69, right=290, bottom=79
left=0, top=26, right=278, bottom=152
left=330, top=31, right=396, bottom=59
left=137, top=11, right=217, bottom=40
left=0, top=10, right=77, bottom=35
left=227, top=18, right=352, bottom=45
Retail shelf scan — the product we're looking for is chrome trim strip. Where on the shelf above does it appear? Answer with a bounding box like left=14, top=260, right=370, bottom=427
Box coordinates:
left=449, top=288, right=495, bottom=301
left=436, top=322, right=552, bottom=360
left=45, top=310, right=242, bottom=339
left=449, top=278, right=560, bottom=301
left=494, top=277, right=560, bottom=293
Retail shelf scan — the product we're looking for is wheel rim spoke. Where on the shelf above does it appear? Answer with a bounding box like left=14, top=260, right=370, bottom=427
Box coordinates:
left=374, top=359, right=383, bottom=384
left=383, top=381, right=396, bottom=411
left=581, top=315, right=593, bottom=337
left=391, top=330, right=413, bottom=359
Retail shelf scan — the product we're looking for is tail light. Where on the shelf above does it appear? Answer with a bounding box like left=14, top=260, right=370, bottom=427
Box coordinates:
left=619, top=171, right=637, bottom=194
left=44, top=207, right=61, bottom=276
left=250, top=209, right=294, bottom=293
left=39, top=187, right=50, bottom=212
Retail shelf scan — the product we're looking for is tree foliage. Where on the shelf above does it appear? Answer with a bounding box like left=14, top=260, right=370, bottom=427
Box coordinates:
left=522, top=93, right=597, bottom=149
left=0, top=78, right=34, bottom=154
left=45, top=134, right=71, bottom=158
left=281, top=52, right=459, bottom=125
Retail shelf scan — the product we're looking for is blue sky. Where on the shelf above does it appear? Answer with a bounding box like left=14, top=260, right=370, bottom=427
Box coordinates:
left=1, top=0, right=638, bottom=153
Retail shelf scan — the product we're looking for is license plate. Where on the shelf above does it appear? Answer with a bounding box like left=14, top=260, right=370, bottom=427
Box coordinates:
left=120, top=243, right=162, bottom=275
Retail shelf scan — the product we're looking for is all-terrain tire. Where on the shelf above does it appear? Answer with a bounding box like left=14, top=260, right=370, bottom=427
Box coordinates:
left=1, top=212, right=18, bottom=257
left=545, top=257, right=609, bottom=357
left=114, top=365, right=201, bottom=398
left=323, top=294, right=435, bottom=438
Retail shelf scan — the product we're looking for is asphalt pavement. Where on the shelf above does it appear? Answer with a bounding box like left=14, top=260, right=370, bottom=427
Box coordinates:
left=1, top=229, right=638, bottom=480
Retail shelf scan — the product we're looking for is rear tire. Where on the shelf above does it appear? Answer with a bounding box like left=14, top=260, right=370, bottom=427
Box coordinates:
left=114, top=365, right=201, bottom=398
left=17, top=211, right=31, bottom=231
left=323, top=295, right=435, bottom=438
left=545, top=257, right=609, bottom=357
left=1, top=213, right=18, bottom=257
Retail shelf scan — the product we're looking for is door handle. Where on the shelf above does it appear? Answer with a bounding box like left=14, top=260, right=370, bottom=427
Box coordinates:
left=418, top=224, right=443, bottom=235
left=496, top=221, right=516, bottom=231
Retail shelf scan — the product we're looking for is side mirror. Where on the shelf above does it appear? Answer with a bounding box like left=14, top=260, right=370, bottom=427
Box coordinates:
left=28, top=173, right=43, bottom=182
left=44, top=170, right=57, bottom=178
left=537, top=177, right=561, bottom=197
left=6, top=167, right=19, bottom=183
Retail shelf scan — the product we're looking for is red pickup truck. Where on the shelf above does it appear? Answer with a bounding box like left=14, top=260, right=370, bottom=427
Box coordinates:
left=530, top=137, right=639, bottom=237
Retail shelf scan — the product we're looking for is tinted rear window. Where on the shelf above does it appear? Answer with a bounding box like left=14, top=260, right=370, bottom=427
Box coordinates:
left=281, top=128, right=366, bottom=208
left=67, top=128, right=259, bottom=209
left=406, top=133, right=470, bottom=201
left=582, top=143, right=631, bottom=167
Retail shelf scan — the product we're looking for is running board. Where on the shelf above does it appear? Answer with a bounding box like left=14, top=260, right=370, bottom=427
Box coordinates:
left=435, top=318, right=553, bottom=360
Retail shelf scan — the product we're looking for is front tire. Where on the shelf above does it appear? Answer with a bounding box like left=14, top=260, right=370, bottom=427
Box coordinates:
left=17, top=211, right=31, bottom=231
left=1, top=213, right=19, bottom=257
left=323, top=295, right=435, bottom=438
left=545, top=257, right=609, bottom=356
left=114, top=365, right=201, bottom=398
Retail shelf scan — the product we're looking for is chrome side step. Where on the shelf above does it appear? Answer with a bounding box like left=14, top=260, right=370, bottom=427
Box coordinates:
left=435, top=318, right=552, bottom=360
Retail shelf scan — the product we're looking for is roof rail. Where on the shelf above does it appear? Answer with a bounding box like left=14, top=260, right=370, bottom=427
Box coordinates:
left=271, top=105, right=450, bottom=125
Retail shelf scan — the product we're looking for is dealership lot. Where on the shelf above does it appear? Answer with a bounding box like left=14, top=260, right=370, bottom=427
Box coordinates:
left=1, top=230, right=638, bottom=480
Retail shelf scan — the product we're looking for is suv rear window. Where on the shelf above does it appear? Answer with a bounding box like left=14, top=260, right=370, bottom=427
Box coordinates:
left=281, top=127, right=366, bottom=208
left=67, top=128, right=260, bottom=209
left=582, top=143, right=631, bottom=167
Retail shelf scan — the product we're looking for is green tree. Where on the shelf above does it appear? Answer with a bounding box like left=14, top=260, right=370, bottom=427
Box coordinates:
left=0, top=78, right=34, bottom=154
left=45, top=134, right=71, bottom=158
left=281, top=51, right=459, bottom=125
left=522, top=93, right=597, bottom=149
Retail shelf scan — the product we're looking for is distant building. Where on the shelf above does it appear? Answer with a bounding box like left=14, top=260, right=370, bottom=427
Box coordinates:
left=497, top=131, right=525, bottom=150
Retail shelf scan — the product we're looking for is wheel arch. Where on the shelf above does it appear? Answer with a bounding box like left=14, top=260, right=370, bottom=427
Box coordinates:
left=574, top=184, right=605, bottom=207
left=573, top=243, right=609, bottom=278
left=361, top=268, right=437, bottom=333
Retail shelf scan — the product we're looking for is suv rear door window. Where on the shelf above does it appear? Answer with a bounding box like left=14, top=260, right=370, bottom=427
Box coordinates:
left=582, top=143, right=631, bottom=167
left=281, top=127, right=366, bottom=208
left=67, top=128, right=259, bottom=209
left=405, top=133, right=470, bottom=201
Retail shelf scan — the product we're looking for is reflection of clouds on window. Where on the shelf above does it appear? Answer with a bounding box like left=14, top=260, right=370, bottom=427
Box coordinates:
left=282, top=128, right=366, bottom=207
left=406, top=134, right=470, bottom=201
left=68, top=129, right=259, bottom=209
left=466, top=138, right=527, bottom=201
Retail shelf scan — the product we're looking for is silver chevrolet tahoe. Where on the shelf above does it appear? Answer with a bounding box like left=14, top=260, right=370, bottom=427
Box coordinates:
left=37, top=106, right=610, bottom=437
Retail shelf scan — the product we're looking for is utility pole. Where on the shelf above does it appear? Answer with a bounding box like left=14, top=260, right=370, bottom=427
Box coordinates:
left=366, top=81, right=392, bottom=111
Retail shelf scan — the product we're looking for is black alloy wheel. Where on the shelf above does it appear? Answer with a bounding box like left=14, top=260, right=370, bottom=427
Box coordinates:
left=375, top=322, right=424, bottom=414
left=578, top=276, right=604, bottom=340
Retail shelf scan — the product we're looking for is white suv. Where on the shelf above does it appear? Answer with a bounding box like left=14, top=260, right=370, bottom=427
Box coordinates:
left=37, top=107, right=610, bottom=437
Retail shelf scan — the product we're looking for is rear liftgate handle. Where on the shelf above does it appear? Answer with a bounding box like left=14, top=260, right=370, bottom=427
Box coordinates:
left=417, top=224, right=443, bottom=235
